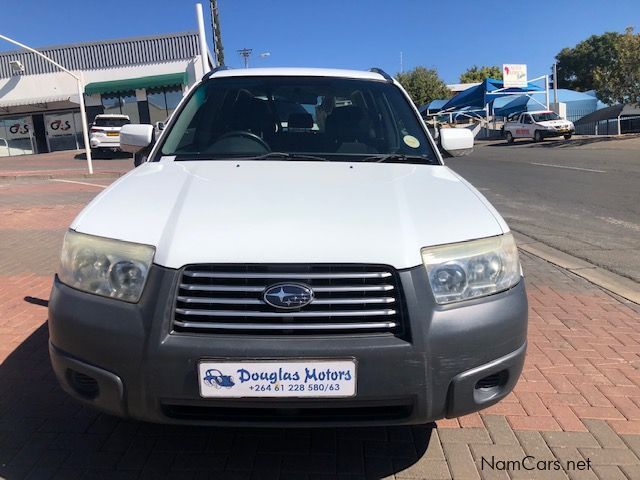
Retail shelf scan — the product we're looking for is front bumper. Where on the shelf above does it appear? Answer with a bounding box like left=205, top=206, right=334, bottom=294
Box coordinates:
left=541, top=128, right=574, bottom=138
left=48, top=264, right=528, bottom=427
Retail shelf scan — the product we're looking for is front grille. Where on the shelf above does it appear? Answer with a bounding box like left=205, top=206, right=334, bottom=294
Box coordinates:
left=173, top=264, right=405, bottom=334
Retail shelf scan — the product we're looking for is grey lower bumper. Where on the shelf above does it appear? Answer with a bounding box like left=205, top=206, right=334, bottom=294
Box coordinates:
left=48, top=264, right=528, bottom=427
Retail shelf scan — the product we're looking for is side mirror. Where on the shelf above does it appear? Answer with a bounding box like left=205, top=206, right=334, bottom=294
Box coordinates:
left=439, top=128, right=474, bottom=157
left=120, top=124, right=154, bottom=154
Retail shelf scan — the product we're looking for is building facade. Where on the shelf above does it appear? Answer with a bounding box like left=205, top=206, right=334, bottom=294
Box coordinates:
left=0, top=32, right=205, bottom=156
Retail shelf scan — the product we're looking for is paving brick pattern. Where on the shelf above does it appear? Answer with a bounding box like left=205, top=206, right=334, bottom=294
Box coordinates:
left=1, top=173, right=640, bottom=479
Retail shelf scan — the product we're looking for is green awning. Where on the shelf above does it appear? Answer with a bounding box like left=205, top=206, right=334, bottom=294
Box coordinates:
left=84, top=72, right=188, bottom=95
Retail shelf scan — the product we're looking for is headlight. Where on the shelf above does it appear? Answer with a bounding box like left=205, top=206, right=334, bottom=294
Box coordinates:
left=59, top=230, right=155, bottom=302
left=421, top=233, right=521, bottom=305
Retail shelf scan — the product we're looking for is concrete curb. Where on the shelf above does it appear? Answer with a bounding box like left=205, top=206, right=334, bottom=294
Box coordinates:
left=513, top=231, right=640, bottom=305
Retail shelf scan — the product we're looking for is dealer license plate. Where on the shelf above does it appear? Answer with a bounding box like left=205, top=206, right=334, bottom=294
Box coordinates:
left=106, top=132, right=119, bottom=136
left=198, top=360, right=356, bottom=398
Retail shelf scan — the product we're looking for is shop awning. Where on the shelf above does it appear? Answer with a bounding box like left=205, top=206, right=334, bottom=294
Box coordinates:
left=84, top=72, right=187, bottom=95
left=0, top=94, right=73, bottom=108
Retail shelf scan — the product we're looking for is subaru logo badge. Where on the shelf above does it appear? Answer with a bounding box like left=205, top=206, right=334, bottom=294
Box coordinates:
left=263, top=283, right=314, bottom=309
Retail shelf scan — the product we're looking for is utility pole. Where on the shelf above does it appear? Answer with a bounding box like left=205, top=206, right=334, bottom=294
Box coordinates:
left=238, top=48, right=252, bottom=68
left=209, top=0, right=225, bottom=66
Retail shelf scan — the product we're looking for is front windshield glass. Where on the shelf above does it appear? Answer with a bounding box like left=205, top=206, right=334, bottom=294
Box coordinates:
left=159, top=76, right=438, bottom=164
left=532, top=112, right=560, bottom=122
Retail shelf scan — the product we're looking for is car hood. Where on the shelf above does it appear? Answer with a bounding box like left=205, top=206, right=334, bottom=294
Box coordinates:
left=72, top=161, right=507, bottom=269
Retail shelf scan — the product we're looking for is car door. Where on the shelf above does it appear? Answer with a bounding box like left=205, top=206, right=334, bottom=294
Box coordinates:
left=512, top=114, right=525, bottom=138
left=519, top=114, right=534, bottom=138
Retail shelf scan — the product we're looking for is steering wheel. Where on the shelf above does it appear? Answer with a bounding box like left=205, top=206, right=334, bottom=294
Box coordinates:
left=207, top=130, right=271, bottom=154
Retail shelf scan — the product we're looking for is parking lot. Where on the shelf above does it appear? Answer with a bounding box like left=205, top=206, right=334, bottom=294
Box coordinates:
left=1, top=145, right=640, bottom=479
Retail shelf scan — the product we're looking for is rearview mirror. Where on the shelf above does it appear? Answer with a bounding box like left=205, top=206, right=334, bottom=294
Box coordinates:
left=439, top=128, right=474, bottom=157
left=120, top=124, right=154, bottom=154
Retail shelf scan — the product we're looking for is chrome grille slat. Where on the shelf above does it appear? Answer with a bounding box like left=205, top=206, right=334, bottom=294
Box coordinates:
left=173, top=264, right=404, bottom=335
left=177, top=296, right=395, bottom=305
left=176, top=308, right=397, bottom=317
left=180, top=283, right=394, bottom=293
left=174, top=320, right=397, bottom=331
left=177, top=296, right=263, bottom=305
left=183, top=271, right=392, bottom=279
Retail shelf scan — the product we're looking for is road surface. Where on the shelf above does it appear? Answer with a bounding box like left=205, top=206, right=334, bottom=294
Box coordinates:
left=446, top=137, right=640, bottom=282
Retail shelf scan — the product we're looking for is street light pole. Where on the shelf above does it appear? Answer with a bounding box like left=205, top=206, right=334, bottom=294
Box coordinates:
left=0, top=33, right=93, bottom=174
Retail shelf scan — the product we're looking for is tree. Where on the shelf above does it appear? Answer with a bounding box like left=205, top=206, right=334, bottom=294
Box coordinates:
left=555, top=31, right=622, bottom=92
left=459, top=65, right=502, bottom=83
left=593, top=27, right=640, bottom=104
left=395, top=67, right=450, bottom=106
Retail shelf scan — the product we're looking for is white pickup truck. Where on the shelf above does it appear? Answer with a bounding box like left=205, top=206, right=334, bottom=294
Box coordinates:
left=503, top=111, right=574, bottom=143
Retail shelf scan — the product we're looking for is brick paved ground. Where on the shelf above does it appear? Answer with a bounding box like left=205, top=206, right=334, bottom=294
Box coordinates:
left=0, top=151, right=131, bottom=179
left=1, top=172, right=640, bottom=479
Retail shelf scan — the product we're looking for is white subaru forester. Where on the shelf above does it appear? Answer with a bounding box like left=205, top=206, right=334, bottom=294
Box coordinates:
left=48, top=67, right=527, bottom=427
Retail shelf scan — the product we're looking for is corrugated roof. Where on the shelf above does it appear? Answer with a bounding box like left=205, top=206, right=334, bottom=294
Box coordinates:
left=0, top=32, right=200, bottom=79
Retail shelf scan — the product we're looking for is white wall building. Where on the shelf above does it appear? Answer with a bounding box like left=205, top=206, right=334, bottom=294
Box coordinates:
left=0, top=32, right=205, bottom=156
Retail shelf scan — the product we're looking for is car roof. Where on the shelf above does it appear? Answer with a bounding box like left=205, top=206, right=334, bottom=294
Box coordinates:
left=209, top=67, right=388, bottom=82
left=94, top=114, right=130, bottom=119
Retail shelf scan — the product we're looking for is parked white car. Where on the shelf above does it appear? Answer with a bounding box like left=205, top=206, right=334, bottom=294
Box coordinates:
left=0, top=138, right=31, bottom=156
left=89, top=114, right=130, bottom=155
left=49, top=67, right=527, bottom=427
left=503, top=111, right=574, bottom=143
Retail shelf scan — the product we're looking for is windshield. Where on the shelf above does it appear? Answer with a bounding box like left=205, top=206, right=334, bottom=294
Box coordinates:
left=158, top=76, right=438, bottom=164
left=531, top=112, right=561, bottom=122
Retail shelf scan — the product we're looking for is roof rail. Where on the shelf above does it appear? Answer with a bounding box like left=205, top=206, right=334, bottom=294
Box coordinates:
left=202, top=65, right=230, bottom=82
left=369, top=68, right=393, bottom=82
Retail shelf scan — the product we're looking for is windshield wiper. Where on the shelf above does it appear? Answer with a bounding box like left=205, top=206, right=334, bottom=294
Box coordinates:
left=360, top=154, right=436, bottom=164
left=244, top=152, right=329, bottom=162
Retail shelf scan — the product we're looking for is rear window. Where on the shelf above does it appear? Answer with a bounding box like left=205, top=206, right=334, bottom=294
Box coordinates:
left=94, top=117, right=130, bottom=127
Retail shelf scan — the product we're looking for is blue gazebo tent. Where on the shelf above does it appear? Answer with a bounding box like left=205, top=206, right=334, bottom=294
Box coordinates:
left=493, top=89, right=606, bottom=119
left=419, top=99, right=448, bottom=116
left=440, top=78, right=544, bottom=112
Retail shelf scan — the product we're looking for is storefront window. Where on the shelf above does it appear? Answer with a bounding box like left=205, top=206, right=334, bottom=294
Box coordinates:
left=45, top=112, right=79, bottom=152
left=101, top=95, right=120, bottom=116
left=120, top=92, right=139, bottom=123
left=147, top=86, right=183, bottom=125
left=0, top=116, right=36, bottom=156
left=101, top=91, right=140, bottom=123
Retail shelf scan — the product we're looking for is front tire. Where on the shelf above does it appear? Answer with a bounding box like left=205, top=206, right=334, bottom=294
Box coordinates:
left=533, top=130, right=543, bottom=143
left=505, top=131, right=514, bottom=144
left=564, top=134, right=572, bottom=140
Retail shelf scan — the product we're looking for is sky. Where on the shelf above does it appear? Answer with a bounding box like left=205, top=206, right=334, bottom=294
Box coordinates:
left=1, top=0, right=639, bottom=83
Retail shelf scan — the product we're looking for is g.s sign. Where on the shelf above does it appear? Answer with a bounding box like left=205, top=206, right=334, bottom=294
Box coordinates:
left=6, top=117, right=33, bottom=140
left=45, top=113, right=75, bottom=137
